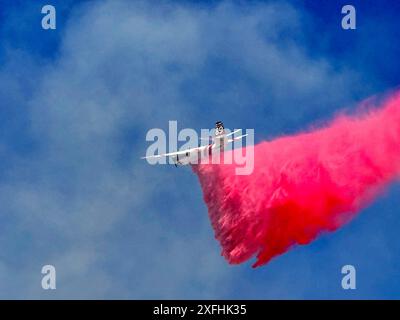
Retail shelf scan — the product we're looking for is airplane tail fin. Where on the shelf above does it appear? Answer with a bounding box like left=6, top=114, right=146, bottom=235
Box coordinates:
left=215, top=121, right=225, bottom=137
left=215, top=121, right=226, bottom=150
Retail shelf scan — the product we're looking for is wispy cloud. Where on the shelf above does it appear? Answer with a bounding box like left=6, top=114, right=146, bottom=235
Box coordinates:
left=0, top=0, right=371, bottom=298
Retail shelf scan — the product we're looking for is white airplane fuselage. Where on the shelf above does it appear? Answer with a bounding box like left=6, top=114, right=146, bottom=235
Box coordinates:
left=172, top=134, right=227, bottom=166
left=141, top=121, right=247, bottom=166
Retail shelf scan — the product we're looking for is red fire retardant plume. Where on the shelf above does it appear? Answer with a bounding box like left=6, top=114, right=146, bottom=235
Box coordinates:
left=193, top=93, right=400, bottom=267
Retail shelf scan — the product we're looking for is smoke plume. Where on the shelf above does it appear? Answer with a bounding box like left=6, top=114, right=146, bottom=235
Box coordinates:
left=193, top=92, right=400, bottom=267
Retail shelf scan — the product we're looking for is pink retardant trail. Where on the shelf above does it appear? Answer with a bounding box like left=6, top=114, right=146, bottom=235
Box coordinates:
left=193, top=92, right=400, bottom=267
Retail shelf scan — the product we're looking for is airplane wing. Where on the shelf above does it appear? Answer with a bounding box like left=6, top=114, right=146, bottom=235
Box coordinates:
left=227, top=134, right=248, bottom=143
left=224, top=129, right=242, bottom=137
left=141, top=149, right=188, bottom=160
left=199, top=129, right=242, bottom=142
left=141, top=145, right=209, bottom=159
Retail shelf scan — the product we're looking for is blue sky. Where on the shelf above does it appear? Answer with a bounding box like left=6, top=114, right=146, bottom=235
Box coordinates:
left=0, top=0, right=399, bottom=299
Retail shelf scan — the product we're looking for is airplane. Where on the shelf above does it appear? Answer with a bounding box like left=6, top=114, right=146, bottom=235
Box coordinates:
left=141, top=121, right=248, bottom=166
